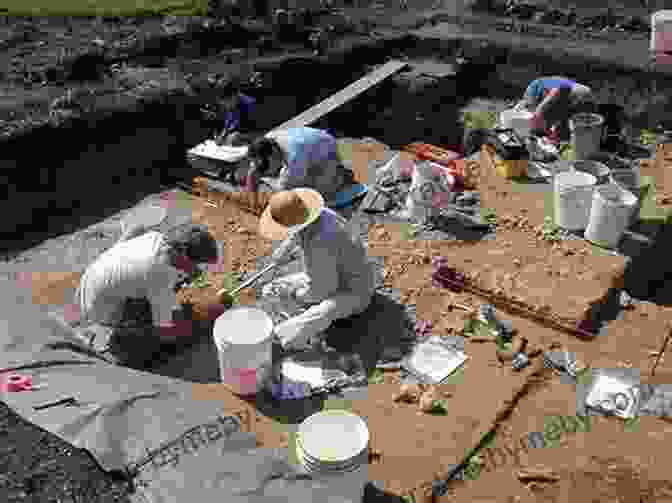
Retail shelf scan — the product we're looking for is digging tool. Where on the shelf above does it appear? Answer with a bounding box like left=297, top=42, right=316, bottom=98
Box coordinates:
left=216, top=262, right=279, bottom=301
left=651, top=327, right=672, bottom=377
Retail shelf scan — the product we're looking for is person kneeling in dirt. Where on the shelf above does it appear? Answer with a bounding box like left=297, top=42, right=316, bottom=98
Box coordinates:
left=75, top=223, right=229, bottom=365
left=244, top=127, right=354, bottom=201
left=517, top=76, right=594, bottom=141
left=229, top=189, right=375, bottom=351
left=213, top=77, right=258, bottom=147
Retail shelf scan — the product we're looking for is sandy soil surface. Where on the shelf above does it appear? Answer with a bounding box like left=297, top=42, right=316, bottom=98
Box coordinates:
left=439, top=365, right=672, bottom=502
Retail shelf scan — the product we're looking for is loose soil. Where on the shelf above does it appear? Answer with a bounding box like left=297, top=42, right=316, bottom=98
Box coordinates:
left=439, top=365, right=672, bottom=502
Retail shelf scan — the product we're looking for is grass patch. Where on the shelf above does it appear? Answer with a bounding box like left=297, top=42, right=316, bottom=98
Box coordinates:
left=400, top=222, right=419, bottom=240
left=639, top=129, right=658, bottom=146
left=462, top=110, right=498, bottom=130
left=639, top=176, right=669, bottom=223
left=441, top=365, right=465, bottom=385
left=1, top=0, right=207, bottom=15
left=368, top=368, right=385, bottom=385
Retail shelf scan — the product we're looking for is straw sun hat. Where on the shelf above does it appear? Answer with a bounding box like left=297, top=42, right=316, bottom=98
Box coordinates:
left=259, top=189, right=324, bottom=241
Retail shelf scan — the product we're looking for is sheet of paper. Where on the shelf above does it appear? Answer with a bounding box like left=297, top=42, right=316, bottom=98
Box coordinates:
left=188, top=141, right=249, bottom=162
left=405, top=337, right=468, bottom=384
left=281, top=360, right=327, bottom=388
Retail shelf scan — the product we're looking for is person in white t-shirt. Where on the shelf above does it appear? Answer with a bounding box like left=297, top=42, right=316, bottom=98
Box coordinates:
left=76, top=223, right=227, bottom=362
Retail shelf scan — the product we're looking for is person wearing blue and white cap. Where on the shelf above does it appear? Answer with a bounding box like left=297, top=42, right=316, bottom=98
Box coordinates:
left=237, top=189, right=375, bottom=351
left=517, top=76, right=594, bottom=140
left=244, top=127, right=352, bottom=201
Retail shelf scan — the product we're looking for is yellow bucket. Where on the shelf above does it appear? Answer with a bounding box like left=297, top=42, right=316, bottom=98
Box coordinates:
left=495, top=158, right=529, bottom=179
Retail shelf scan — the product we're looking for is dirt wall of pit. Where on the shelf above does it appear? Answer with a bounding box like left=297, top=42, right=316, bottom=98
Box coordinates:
left=3, top=27, right=672, bottom=240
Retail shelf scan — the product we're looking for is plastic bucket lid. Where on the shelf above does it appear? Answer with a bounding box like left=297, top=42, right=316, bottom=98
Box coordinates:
left=569, top=113, right=604, bottom=129
left=213, top=307, right=274, bottom=347
left=298, top=410, right=369, bottom=464
left=572, top=160, right=610, bottom=180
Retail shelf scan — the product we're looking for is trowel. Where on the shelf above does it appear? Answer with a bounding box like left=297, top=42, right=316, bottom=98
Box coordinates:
left=216, top=262, right=280, bottom=305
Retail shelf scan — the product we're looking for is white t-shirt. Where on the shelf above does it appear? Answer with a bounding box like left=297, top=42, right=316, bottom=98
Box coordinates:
left=76, top=231, right=180, bottom=327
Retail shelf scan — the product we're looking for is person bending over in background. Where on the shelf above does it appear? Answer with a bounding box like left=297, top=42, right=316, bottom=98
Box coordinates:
left=244, top=127, right=353, bottom=201
left=225, top=189, right=375, bottom=351
left=518, top=76, right=594, bottom=141
left=76, top=223, right=229, bottom=364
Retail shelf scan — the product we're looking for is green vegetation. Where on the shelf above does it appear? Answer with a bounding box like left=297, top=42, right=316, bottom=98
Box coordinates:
left=623, top=417, right=640, bottom=433
left=540, top=216, right=562, bottom=243
left=639, top=129, right=658, bottom=146
left=188, top=270, right=211, bottom=289
left=481, top=208, right=497, bottom=225
left=559, top=143, right=575, bottom=161
left=367, top=368, right=385, bottom=385
left=427, top=399, right=449, bottom=415
left=2, top=0, right=207, bottom=16
left=462, top=110, right=498, bottom=130
left=401, top=223, right=419, bottom=240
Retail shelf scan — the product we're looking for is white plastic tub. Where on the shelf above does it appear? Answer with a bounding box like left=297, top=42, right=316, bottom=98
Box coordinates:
left=213, top=307, right=274, bottom=396
left=584, top=184, right=637, bottom=249
left=499, top=108, right=533, bottom=137
left=569, top=113, right=604, bottom=160
left=554, top=170, right=597, bottom=230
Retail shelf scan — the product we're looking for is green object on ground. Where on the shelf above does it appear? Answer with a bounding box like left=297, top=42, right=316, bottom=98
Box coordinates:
left=428, top=399, right=449, bottom=415
left=368, top=368, right=385, bottom=384
left=401, top=223, right=419, bottom=240
left=462, top=110, right=498, bottom=130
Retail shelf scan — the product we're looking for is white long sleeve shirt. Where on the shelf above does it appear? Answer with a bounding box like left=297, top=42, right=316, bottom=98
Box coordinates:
left=76, top=231, right=180, bottom=327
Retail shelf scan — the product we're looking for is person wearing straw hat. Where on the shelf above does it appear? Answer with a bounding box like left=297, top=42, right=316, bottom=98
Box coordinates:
left=75, top=223, right=228, bottom=364
left=234, top=188, right=375, bottom=350
left=517, top=76, right=594, bottom=141
left=244, top=127, right=354, bottom=201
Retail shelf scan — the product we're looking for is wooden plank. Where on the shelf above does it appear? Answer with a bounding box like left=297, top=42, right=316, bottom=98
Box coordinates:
left=269, top=59, right=408, bottom=133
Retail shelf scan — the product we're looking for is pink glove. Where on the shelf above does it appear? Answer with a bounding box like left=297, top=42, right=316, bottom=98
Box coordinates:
left=530, top=112, right=545, bottom=132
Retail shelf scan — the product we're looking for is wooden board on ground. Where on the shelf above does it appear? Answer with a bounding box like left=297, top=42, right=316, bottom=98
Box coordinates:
left=370, top=228, right=627, bottom=325
left=268, top=60, right=408, bottom=133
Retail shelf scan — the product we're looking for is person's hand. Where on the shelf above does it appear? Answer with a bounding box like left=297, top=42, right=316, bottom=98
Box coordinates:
left=530, top=112, right=545, bottom=133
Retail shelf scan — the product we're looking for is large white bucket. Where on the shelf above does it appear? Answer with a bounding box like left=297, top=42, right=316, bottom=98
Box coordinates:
left=584, top=184, right=638, bottom=249
left=651, top=11, right=672, bottom=53
left=572, top=160, right=610, bottom=185
left=554, top=170, right=597, bottom=230
left=499, top=108, right=533, bottom=137
left=610, top=165, right=643, bottom=227
left=569, top=113, right=604, bottom=160
left=213, top=307, right=274, bottom=396
left=297, top=410, right=369, bottom=503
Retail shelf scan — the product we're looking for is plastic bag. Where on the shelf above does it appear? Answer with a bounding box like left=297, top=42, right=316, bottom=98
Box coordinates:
left=405, top=161, right=456, bottom=221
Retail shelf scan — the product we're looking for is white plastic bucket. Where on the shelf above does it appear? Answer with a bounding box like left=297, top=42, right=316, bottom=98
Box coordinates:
left=651, top=11, right=672, bottom=53
left=584, top=184, right=637, bottom=249
left=569, top=113, right=604, bottom=160
left=610, top=166, right=643, bottom=226
left=297, top=410, right=369, bottom=503
left=572, top=160, right=610, bottom=185
left=554, top=170, right=597, bottom=230
left=499, top=108, right=533, bottom=137
left=213, top=307, right=274, bottom=396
